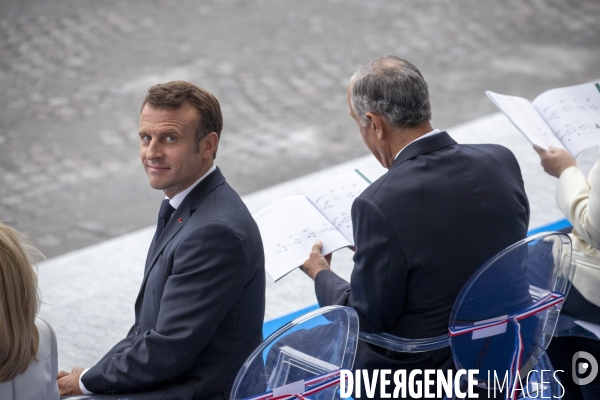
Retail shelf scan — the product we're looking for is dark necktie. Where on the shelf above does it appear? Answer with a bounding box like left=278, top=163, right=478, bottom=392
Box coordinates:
left=154, top=199, right=175, bottom=243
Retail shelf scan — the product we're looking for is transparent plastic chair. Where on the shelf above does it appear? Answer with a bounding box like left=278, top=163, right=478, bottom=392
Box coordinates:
left=358, top=232, right=573, bottom=399
left=230, top=305, right=359, bottom=400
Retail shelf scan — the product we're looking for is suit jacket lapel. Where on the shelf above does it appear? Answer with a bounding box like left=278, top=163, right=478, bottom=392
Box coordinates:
left=391, top=131, right=456, bottom=169
left=140, top=168, right=227, bottom=289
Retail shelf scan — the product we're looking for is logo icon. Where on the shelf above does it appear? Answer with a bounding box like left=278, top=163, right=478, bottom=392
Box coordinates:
left=572, top=351, right=598, bottom=386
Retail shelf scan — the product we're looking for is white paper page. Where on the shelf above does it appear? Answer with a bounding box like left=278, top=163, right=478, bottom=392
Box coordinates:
left=486, top=91, right=565, bottom=151
left=533, top=82, right=600, bottom=156
left=304, top=169, right=371, bottom=243
left=254, top=195, right=352, bottom=281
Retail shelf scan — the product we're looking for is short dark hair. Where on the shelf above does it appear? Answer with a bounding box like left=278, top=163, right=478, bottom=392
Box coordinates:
left=350, top=56, right=431, bottom=129
left=141, top=81, right=223, bottom=157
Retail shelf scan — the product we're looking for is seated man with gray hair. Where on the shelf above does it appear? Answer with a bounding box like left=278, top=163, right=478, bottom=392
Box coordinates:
left=301, top=56, right=530, bottom=399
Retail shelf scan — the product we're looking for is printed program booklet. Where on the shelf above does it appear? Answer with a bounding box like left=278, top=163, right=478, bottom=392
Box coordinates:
left=254, top=169, right=371, bottom=281
left=486, top=81, right=600, bottom=156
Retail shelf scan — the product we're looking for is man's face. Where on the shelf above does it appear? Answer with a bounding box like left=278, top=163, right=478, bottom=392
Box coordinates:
left=139, top=103, right=209, bottom=198
left=347, top=85, right=385, bottom=166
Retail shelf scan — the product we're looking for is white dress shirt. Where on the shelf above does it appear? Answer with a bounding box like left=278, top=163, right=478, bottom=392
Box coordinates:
left=79, top=165, right=217, bottom=394
left=393, top=129, right=441, bottom=161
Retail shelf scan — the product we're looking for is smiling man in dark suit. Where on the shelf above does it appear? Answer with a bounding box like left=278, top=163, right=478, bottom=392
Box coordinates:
left=57, top=81, right=266, bottom=400
left=301, top=56, right=530, bottom=399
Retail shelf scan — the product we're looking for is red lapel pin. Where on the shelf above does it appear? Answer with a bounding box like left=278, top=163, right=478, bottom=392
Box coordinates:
left=178, top=218, right=183, bottom=224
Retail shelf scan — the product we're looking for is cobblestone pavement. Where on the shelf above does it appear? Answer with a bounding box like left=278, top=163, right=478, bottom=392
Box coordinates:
left=1, top=0, right=599, bottom=258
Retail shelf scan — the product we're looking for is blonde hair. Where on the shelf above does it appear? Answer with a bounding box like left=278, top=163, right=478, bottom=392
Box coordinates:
left=0, top=222, right=42, bottom=382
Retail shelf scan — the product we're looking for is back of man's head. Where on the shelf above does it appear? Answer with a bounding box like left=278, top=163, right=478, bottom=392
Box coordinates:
left=141, top=81, right=223, bottom=157
left=350, top=56, right=431, bottom=129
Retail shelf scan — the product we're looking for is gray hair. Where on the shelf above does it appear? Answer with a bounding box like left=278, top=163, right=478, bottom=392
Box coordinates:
left=350, top=56, right=431, bottom=129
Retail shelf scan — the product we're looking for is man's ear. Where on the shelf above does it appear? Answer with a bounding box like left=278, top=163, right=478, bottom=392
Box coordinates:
left=365, top=112, right=385, bottom=140
left=200, top=132, right=219, bottom=158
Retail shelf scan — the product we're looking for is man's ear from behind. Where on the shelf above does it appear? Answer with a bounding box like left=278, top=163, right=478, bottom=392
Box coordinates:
left=365, top=112, right=386, bottom=140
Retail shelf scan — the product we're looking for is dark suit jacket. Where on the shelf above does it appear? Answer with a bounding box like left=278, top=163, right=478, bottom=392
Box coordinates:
left=82, top=167, right=266, bottom=400
left=315, top=132, right=529, bottom=389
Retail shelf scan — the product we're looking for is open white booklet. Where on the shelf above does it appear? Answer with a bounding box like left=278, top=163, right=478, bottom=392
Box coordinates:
left=486, top=82, right=600, bottom=156
left=254, top=169, right=372, bottom=282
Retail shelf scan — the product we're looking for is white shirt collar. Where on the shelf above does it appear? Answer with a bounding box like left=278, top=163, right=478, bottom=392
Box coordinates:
left=394, top=129, right=441, bottom=160
left=167, top=164, right=217, bottom=209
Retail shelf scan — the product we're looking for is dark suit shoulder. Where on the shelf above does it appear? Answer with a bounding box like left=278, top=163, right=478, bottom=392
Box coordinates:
left=457, top=143, right=524, bottom=184
left=358, top=166, right=397, bottom=202
left=362, top=141, right=521, bottom=200
left=214, top=182, right=261, bottom=236
left=460, top=142, right=518, bottom=163
left=192, top=181, right=250, bottom=223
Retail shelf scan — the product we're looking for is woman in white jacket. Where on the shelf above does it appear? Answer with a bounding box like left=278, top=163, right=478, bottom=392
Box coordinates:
left=536, top=146, right=600, bottom=399
left=536, top=146, right=600, bottom=309
left=0, top=222, right=59, bottom=400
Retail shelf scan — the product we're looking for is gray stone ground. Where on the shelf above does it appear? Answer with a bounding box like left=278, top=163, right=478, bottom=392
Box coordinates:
left=1, top=0, right=599, bottom=259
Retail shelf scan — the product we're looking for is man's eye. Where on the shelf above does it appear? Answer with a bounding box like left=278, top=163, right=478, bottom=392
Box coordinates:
left=141, top=135, right=151, bottom=141
left=166, top=136, right=176, bottom=142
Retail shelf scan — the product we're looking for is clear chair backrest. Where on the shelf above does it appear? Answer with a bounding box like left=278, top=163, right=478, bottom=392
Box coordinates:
left=230, top=305, right=359, bottom=400
left=448, top=232, right=573, bottom=395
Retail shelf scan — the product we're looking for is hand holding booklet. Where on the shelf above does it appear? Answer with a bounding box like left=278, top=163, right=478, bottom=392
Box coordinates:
left=254, top=169, right=371, bottom=281
left=486, top=81, right=600, bottom=156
